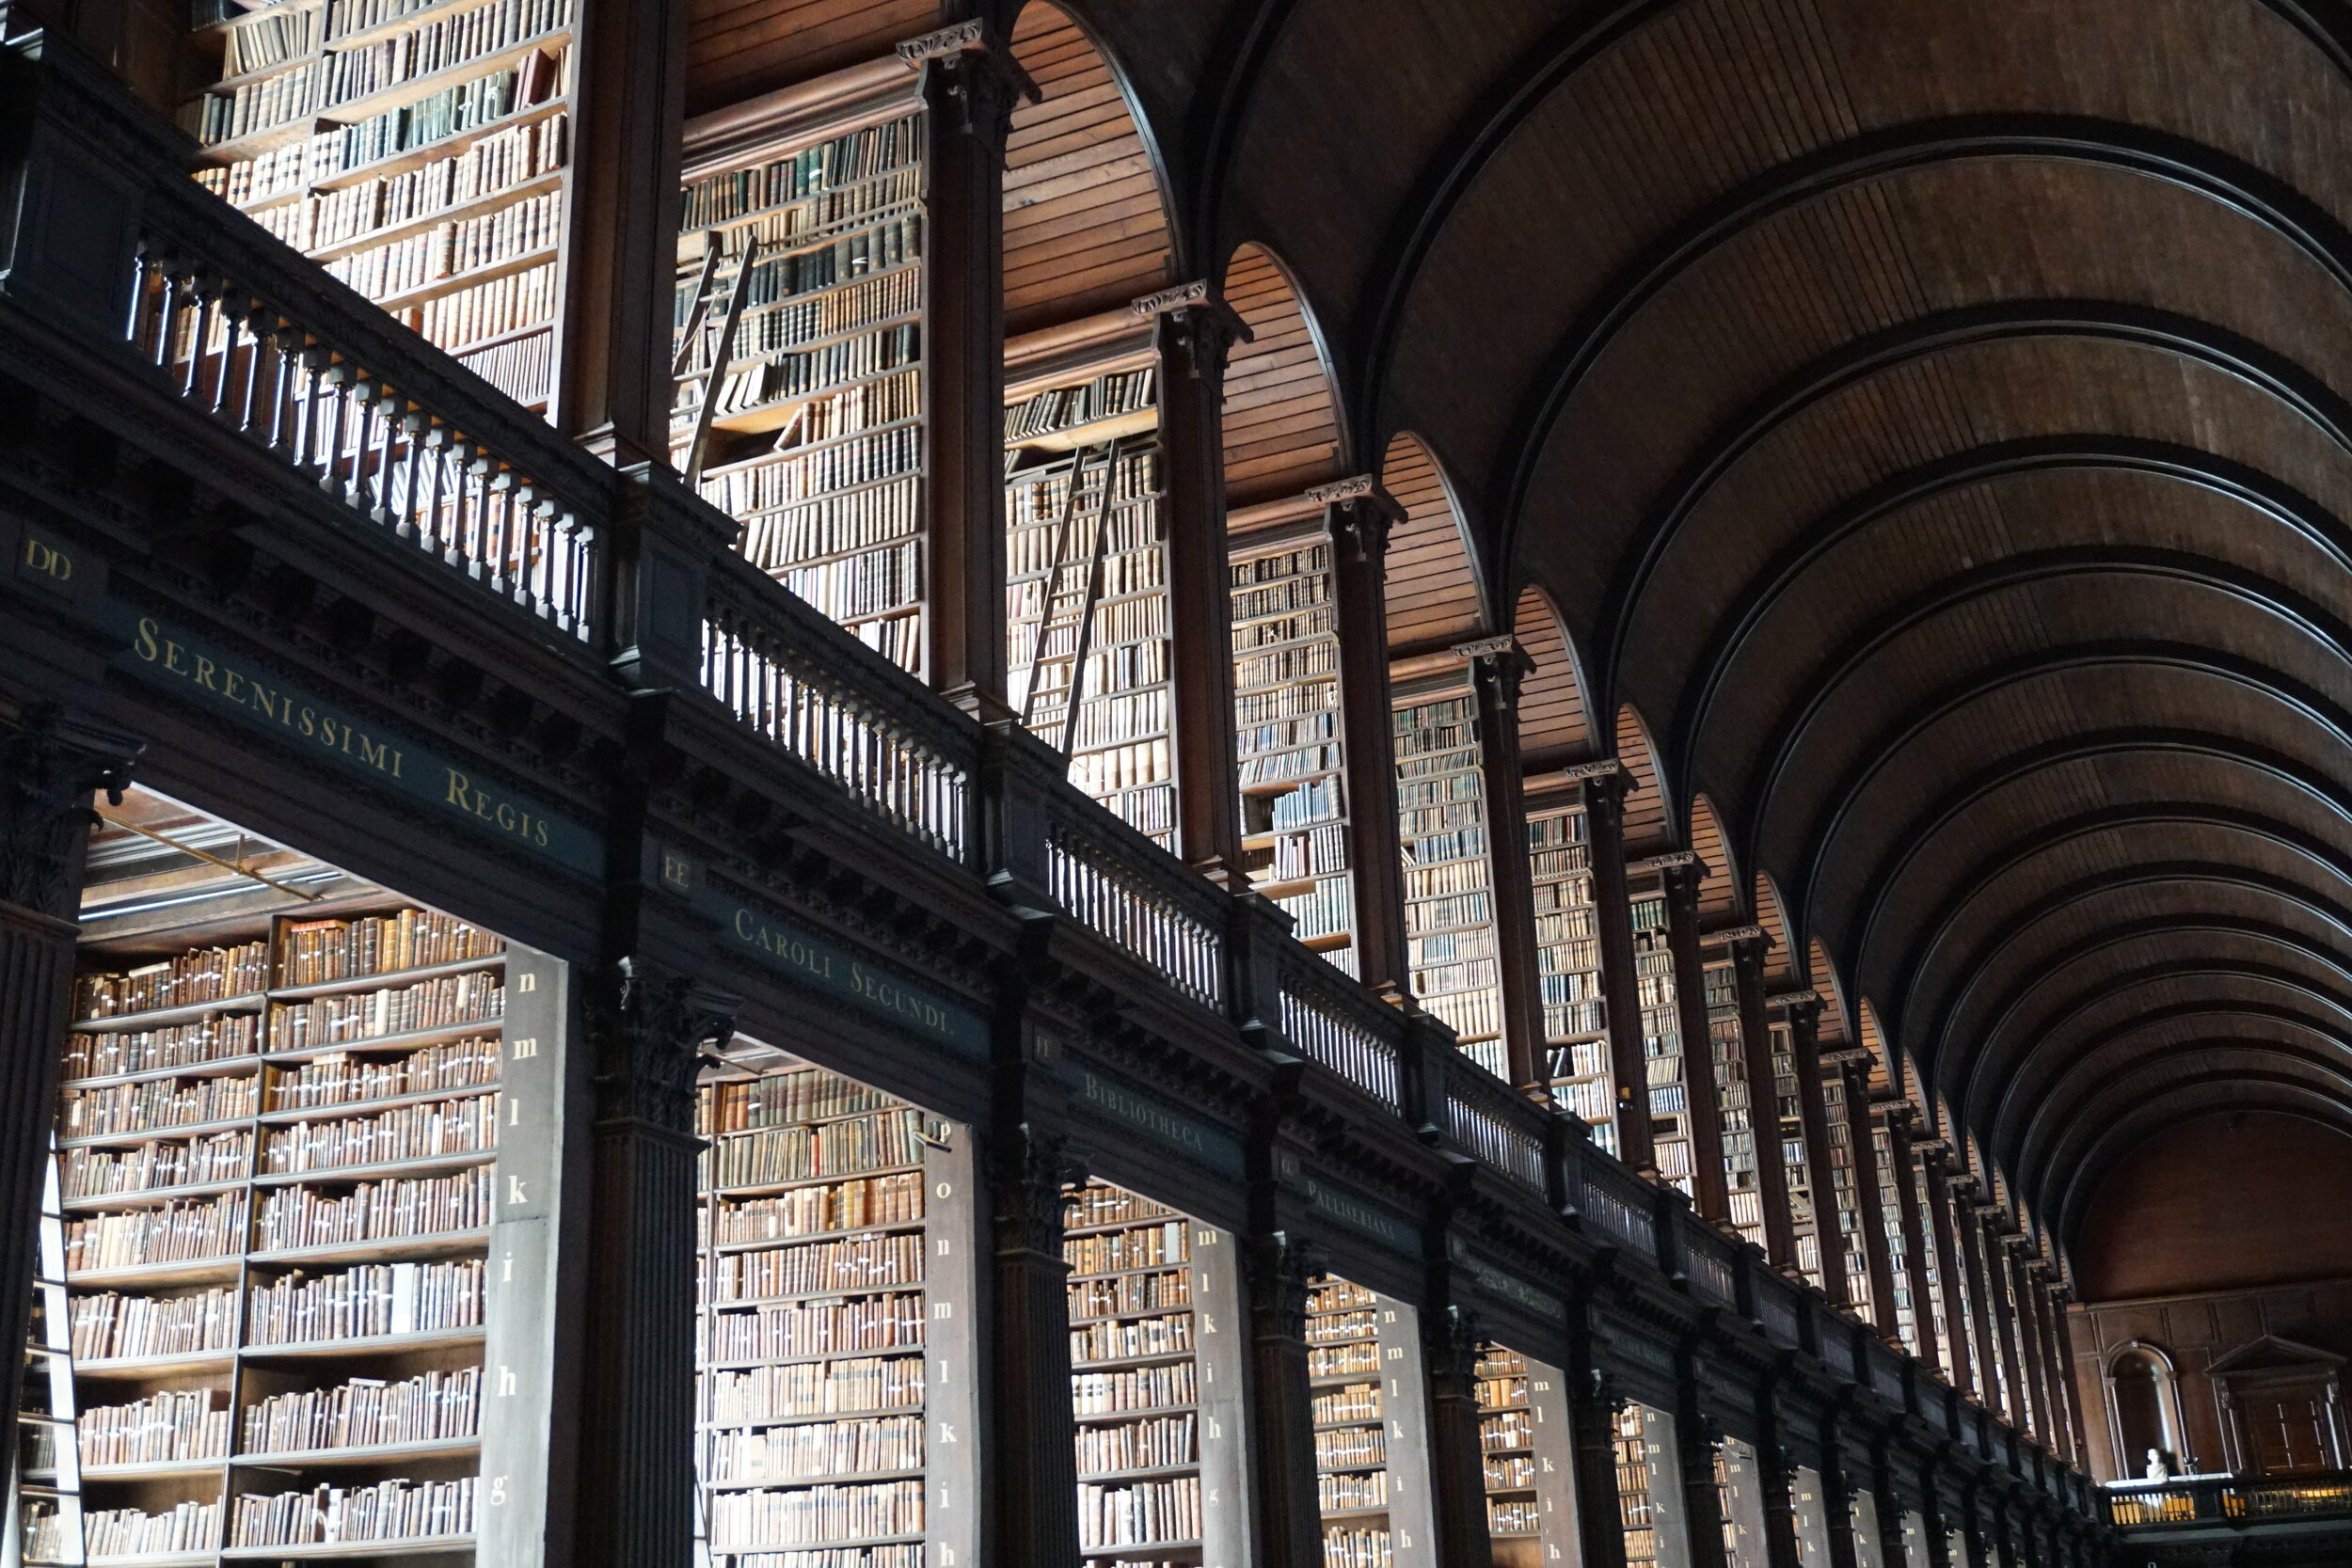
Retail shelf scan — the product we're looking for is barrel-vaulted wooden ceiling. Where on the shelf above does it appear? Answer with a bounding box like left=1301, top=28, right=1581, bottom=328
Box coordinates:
left=683, top=0, right=2352, bottom=1247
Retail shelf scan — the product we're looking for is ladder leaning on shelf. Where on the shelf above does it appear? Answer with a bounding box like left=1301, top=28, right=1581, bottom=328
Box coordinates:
left=6, top=1148, right=87, bottom=1568
left=1012, top=441, right=1124, bottom=754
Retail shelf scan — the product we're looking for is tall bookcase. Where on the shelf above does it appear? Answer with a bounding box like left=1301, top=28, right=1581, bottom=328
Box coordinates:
left=1527, top=797, right=1611, bottom=1147
left=1770, top=1024, right=1822, bottom=1288
left=1472, top=1345, right=1576, bottom=1568
left=8, top=1153, right=88, bottom=1567
left=679, top=85, right=932, bottom=673
left=51, top=897, right=558, bottom=1564
left=1612, top=1404, right=1664, bottom=1568
left=691, top=1048, right=977, bottom=1568
left=1629, top=892, right=1691, bottom=1193
left=185, top=0, right=579, bottom=408
left=1062, top=1181, right=1249, bottom=1568
left=1232, top=522, right=1357, bottom=974
left=1307, top=1275, right=1436, bottom=1568
left=1717, top=1437, right=1767, bottom=1568
left=1874, top=1119, right=1917, bottom=1353
left=1391, top=672, right=1507, bottom=1078
left=1003, top=363, right=1174, bottom=845
left=1820, top=1073, right=1869, bottom=1319
left=1704, top=960, right=1763, bottom=1246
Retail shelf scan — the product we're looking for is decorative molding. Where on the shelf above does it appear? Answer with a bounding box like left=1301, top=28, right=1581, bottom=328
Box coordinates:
left=1767, top=989, right=1820, bottom=1007
left=895, top=20, right=985, bottom=61
left=1629, top=850, right=1699, bottom=874
left=1701, top=923, right=1767, bottom=945
left=1448, top=634, right=1518, bottom=661
left=1558, top=757, right=1624, bottom=783
left=0, top=703, right=139, bottom=920
left=1129, top=279, right=1212, bottom=318
left=993, top=1122, right=1087, bottom=1258
left=590, top=958, right=739, bottom=1133
left=1304, top=474, right=1376, bottom=502
left=1249, top=1229, right=1321, bottom=1342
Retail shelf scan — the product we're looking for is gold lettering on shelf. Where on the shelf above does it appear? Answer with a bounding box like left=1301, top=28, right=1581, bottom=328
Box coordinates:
left=134, top=616, right=411, bottom=783
left=22, top=534, right=72, bottom=580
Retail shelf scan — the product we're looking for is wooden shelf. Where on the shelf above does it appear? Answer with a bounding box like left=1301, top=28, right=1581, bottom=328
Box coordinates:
left=242, top=1325, right=486, bottom=1361
left=73, top=994, right=268, bottom=1035
left=271, top=953, right=503, bottom=1004
left=221, top=1536, right=473, bottom=1560
left=1005, top=407, right=1158, bottom=452
left=234, top=1436, right=480, bottom=1468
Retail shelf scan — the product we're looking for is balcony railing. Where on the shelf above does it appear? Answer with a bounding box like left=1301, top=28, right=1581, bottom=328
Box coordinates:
left=2108, top=1472, right=2352, bottom=1528
left=0, top=26, right=2093, bottom=1515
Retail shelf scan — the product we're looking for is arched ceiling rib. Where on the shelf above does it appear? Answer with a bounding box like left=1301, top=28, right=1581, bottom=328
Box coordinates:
left=1065, top=0, right=2352, bottom=1239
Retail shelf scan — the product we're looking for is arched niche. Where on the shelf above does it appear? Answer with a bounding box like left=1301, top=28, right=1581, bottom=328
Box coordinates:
left=1689, top=795, right=1740, bottom=925
left=1613, top=706, right=1671, bottom=853
left=1859, top=998, right=1893, bottom=1097
left=1513, top=584, right=1595, bottom=772
left=1379, top=432, right=1491, bottom=655
left=1809, top=936, right=1851, bottom=1048
left=1755, top=873, right=1799, bottom=992
left=1220, top=243, right=1349, bottom=506
left=1003, top=1, right=1179, bottom=333
left=2105, top=1341, right=2188, bottom=1480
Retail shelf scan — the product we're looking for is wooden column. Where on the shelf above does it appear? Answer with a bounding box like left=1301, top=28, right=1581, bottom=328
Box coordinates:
left=913, top=24, right=1028, bottom=718
left=554, top=0, right=684, bottom=456
left=1426, top=1305, right=1497, bottom=1568
left=1730, top=935, right=1796, bottom=1267
left=1986, top=1230, right=2028, bottom=1429
left=1952, top=1187, right=1999, bottom=1406
left=1887, top=1111, right=1938, bottom=1364
left=577, top=962, right=739, bottom=1568
left=2008, top=1254, right=2050, bottom=1443
left=987, top=1122, right=1086, bottom=1567
left=1673, top=1375, right=1729, bottom=1568
left=1841, top=1063, right=1900, bottom=1338
left=1244, top=1227, right=1325, bottom=1565
left=1756, top=1383, right=1804, bottom=1568
left=2048, top=1288, right=2090, bottom=1465
left=0, top=704, right=135, bottom=1506
left=1658, top=858, right=1729, bottom=1220
left=1572, top=1370, right=1634, bottom=1568
left=1922, top=1154, right=1975, bottom=1395
left=1782, top=995, right=1849, bottom=1306
left=1582, top=767, right=1654, bottom=1171
left=1822, top=1460, right=1862, bottom=1568
left=1463, top=636, right=1544, bottom=1090
left=1145, top=281, right=1248, bottom=880
left=1319, top=478, right=1412, bottom=1001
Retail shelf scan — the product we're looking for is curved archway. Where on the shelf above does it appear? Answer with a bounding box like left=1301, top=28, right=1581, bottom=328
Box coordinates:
left=1379, top=431, right=1492, bottom=652
left=1513, top=584, right=1596, bottom=771
left=1220, top=242, right=1350, bottom=504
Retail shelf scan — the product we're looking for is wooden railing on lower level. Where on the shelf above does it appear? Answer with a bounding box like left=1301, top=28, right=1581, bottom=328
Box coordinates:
left=2108, top=1472, right=2352, bottom=1527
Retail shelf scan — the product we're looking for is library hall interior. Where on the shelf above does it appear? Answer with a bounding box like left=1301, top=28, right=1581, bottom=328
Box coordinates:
left=6, top=0, right=2352, bottom=1564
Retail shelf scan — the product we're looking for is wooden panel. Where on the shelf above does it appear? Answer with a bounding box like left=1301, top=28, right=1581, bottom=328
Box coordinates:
left=1220, top=244, right=1346, bottom=504
left=1755, top=873, right=1798, bottom=992
left=1003, top=3, right=1175, bottom=334
left=1688, top=794, right=1737, bottom=923
left=2077, top=1114, right=2352, bottom=1298
left=1512, top=585, right=1591, bottom=769
left=1380, top=433, right=1487, bottom=651
left=687, top=0, right=934, bottom=116
left=1809, top=936, right=1849, bottom=1045
left=1613, top=705, right=1669, bottom=853
left=1859, top=999, right=1892, bottom=1095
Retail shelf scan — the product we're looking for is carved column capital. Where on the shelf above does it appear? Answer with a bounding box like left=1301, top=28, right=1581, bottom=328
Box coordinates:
left=1138, top=282, right=1251, bottom=385
left=0, top=702, right=139, bottom=922
left=1312, top=476, right=1405, bottom=564
left=589, top=958, right=739, bottom=1132
left=905, top=22, right=1041, bottom=152
left=992, top=1121, right=1086, bottom=1257
left=1428, top=1303, right=1485, bottom=1394
left=1248, top=1228, right=1321, bottom=1341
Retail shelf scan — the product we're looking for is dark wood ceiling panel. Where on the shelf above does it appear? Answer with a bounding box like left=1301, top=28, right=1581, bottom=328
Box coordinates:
left=1512, top=585, right=1592, bottom=769
left=1220, top=243, right=1346, bottom=503
left=1004, top=3, right=1176, bottom=333
left=1755, top=872, right=1799, bottom=990
left=1808, top=937, right=1850, bottom=1044
left=1690, top=795, right=1739, bottom=923
left=1615, top=706, right=1672, bottom=853
left=686, top=0, right=934, bottom=115
left=1379, top=433, right=1489, bottom=650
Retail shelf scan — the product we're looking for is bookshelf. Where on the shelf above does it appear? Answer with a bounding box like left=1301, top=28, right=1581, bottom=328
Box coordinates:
left=1232, top=520, right=1356, bottom=974
left=9, top=1152, right=90, bottom=1567
left=1612, top=1404, right=1661, bottom=1568
left=1528, top=798, right=1611, bottom=1147
left=679, top=87, right=932, bottom=674
left=185, top=0, right=579, bottom=408
left=691, top=1047, right=977, bottom=1568
left=1704, top=960, right=1763, bottom=1247
left=1629, top=892, right=1691, bottom=1194
left=1717, top=1438, right=1767, bottom=1568
left=1820, top=1073, right=1869, bottom=1319
left=1307, top=1276, right=1435, bottom=1568
left=1061, top=1182, right=1249, bottom=1568
left=48, top=895, right=547, bottom=1564
left=1003, top=363, right=1174, bottom=846
left=1391, top=670, right=1507, bottom=1078
left=1770, top=1024, right=1823, bottom=1289
left=1875, top=1121, right=1917, bottom=1353
left=1472, top=1345, right=1577, bottom=1568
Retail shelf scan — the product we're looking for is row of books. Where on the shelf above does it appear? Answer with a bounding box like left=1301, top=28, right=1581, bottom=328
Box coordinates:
left=1319, top=1470, right=1387, bottom=1510
left=252, top=109, right=564, bottom=253
left=776, top=540, right=921, bottom=625
left=256, top=1165, right=494, bottom=1249
left=270, top=1034, right=501, bottom=1110
left=1071, top=1361, right=1197, bottom=1417
left=739, top=478, right=920, bottom=571
left=79, top=1500, right=220, bottom=1558
left=701, top=1108, right=927, bottom=1189
left=410, top=257, right=558, bottom=350
left=1066, top=689, right=1170, bottom=752
left=66, top=1194, right=246, bottom=1272
left=1262, top=823, right=1348, bottom=882
left=232, top=1475, right=477, bottom=1546
left=703, top=425, right=924, bottom=514
left=706, top=1171, right=925, bottom=1243
left=262, top=1093, right=498, bottom=1173
left=218, top=2, right=322, bottom=76
left=325, top=187, right=560, bottom=298
left=1232, top=543, right=1331, bottom=587
left=76, top=942, right=270, bottom=1019
left=1007, top=451, right=1161, bottom=515
left=80, top=1388, right=230, bottom=1465
left=1074, top=1409, right=1196, bottom=1476
left=188, top=0, right=573, bottom=146
left=1004, top=369, right=1155, bottom=441
left=690, top=257, right=919, bottom=372
left=1233, top=607, right=1339, bottom=662
left=65, top=1012, right=262, bottom=1081
left=460, top=322, right=555, bottom=404
left=1076, top=1475, right=1200, bottom=1551
left=1231, top=573, right=1331, bottom=625
left=72, top=1285, right=239, bottom=1361
left=765, top=370, right=925, bottom=457
left=706, top=1355, right=925, bottom=1423
left=1277, top=877, right=1355, bottom=942
left=1065, top=1186, right=1176, bottom=1229
left=733, top=220, right=924, bottom=316
left=708, top=1233, right=925, bottom=1303
left=689, top=166, right=924, bottom=275
left=703, top=1293, right=925, bottom=1363
left=241, top=1366, right=482, bottom=1453
left=63, top=1072, right=259, bottom=1138
left=1324, top=1526, right=1393, bottom=1567
left=1068, top=1267, right=1191, bottom=1321
left=706, top=323, right=921, bottom=420
left=707, top=1413, right=924, bottom=1485
left=708, top=1480, right=925, bottom=1550
left=1308, top=1342, right=1377, bottom=1379
left=1264, top=775, right=1345, bottom=832
left=272, top=972, right=504, bottom=1048
left=1066, top=740, right=1172, bottom=802
left=66, top=1130, right=251, bottom=1199
left=1485, top=1450, right=1535, bottom=1486
left=680, top=118, right=923, bottom=230
left=1481, top=1410, right=1534, bottom=1454
left=1316, top=1428, right=1385, bottom=1469
left=279, top=910, right=502, bottom=986
left=1311, top=1384, right=1380, bottom=1425
left=247, top=1257, right=485, bottom=1343
left=1060, top=1215, right=1184, bottom=1275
